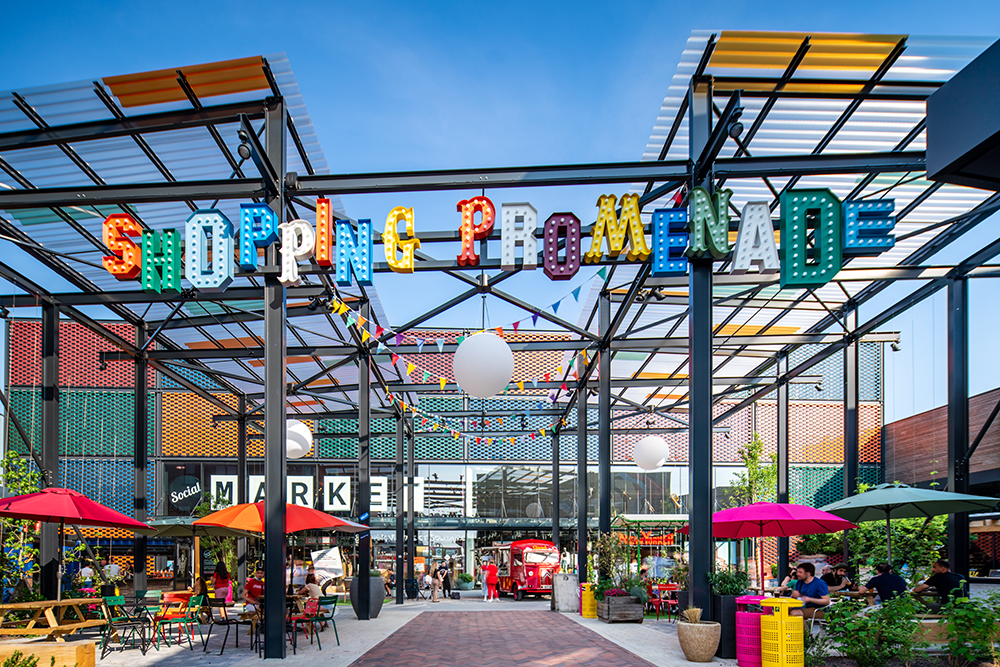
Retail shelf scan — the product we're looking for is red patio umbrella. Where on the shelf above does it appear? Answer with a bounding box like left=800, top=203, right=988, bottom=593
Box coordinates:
left=193, top=502, right=368, bottom=534
left=675, top=502, right=857, bottom=588
left=0, top=487, right=154, bottom=600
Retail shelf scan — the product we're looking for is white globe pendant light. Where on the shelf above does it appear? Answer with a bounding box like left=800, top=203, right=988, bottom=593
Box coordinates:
left=286, top=419, right=313, bottom=459
left=452, top=332, right=514, bottom=398
left=632, top=435, right=669, bottom=471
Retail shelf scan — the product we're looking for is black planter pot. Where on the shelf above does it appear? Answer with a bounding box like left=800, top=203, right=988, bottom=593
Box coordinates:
left=677, top=590, right=689, bottom=612
left=349, top=577, right=385, bottom=619
left=712, top=594, right=739, bottom=659
left=99, top=584, right=117, bottom=597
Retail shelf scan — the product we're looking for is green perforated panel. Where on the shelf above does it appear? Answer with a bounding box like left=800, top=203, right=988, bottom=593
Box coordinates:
left=7, top=389, right=154, bottom=457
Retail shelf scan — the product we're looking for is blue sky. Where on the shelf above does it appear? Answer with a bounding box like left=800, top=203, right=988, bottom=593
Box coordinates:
left=2, top=1, right=1000, bottom=421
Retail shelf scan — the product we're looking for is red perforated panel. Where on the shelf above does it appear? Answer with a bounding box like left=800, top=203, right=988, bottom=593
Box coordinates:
left=8, top=319, right=154, bottom=389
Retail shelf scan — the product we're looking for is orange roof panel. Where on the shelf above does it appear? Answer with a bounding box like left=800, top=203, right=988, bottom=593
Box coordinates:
left=103, top=56, right=269, bottom=108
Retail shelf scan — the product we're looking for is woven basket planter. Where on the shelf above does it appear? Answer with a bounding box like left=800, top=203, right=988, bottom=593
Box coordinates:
left=677, top=620, right=722, bottom=662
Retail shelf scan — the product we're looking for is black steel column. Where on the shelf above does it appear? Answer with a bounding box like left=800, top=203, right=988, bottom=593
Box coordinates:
left=357, top=299, right=371, bottom=620
left=552, top=430, right=560, bottom=551
left=687, top=75, right=714, bottom=618
left=598, top=292, right=612, bottom=563
left=237, top=395, right=248, bottom=592
left=395, top=412, right=404, bottom=605
left=576, top=370, right=588, bottom=581
left=133, top=325, right=148, bottom=594
left=406, top=417, right=415, bottom=588
left=40, top=303, right=59, bottom=600
left=843, top=309, right=859, bottom=568
left=948, top=277, right=970, bottom=579
left=262, top=95, right=287, bottom=659
left=777, top=352, right=790, bottom=578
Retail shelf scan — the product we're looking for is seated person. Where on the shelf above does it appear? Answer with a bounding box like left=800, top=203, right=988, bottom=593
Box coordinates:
left=858, top=563, right=906, bottom=603
left=821, top=564, right=853, bottom=592
left=788, top=563, right=830, bottom=619
left=243, top=566, right=265, bottom=612
left=778, top=567, right=799, bottom=596
left=912, top=559, right=967, bottom=613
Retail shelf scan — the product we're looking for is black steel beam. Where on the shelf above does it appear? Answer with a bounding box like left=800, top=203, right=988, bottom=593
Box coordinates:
left=598, top=292, right=611, bottom=553
left=406, top=417, right=415, bottom=595
left=133, top=325, right=148, bottom=595
left=0, top=100, right=265, bottom=152
left=776, top=353, right=790, bottom=580
left=357, top=299, right=371, bottom=620
left=947, top=277, right=970, bottom=579
left=39, top=303, right=59, bottom=601
left=0, top=178, right=266, bottom=209
left=576, top=365, right=588, bottom=584
left=262, top=96, right=287, bottom=660
left=552, top=430, right=560, bottom=553
left=237, top=395, right=248, bottom=595
left=395, top=413, right=405, bottom=605
left=843, top=309, right=859, bottom=569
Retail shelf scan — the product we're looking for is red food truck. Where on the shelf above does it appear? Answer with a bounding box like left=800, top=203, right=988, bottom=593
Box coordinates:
left=478, top=539, right=560, bottom=600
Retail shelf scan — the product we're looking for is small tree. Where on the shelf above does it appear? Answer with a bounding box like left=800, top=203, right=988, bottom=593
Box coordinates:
left=193, top=494, right=238, bottom=582
left=728, top=433, right=777, bottom=507
left=0, top=452, right=42, bottom=599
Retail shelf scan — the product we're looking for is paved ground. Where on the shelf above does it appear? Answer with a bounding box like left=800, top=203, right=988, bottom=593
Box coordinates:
left=352, top=610, right=660, bottom=667
left=10, top=593, right=735, bottom=666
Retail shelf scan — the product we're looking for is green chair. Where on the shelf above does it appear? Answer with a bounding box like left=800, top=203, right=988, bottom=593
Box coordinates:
left=131, top=590, right=163, bottom=621
left=100, top=596, right=151, bottom=659
left=312, top=596, right=339, bottom=647
left=154, top=594, right=204, bottom=651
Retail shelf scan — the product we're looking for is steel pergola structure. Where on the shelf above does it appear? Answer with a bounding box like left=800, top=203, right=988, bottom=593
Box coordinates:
left=1, top=34, right=998, bottom=654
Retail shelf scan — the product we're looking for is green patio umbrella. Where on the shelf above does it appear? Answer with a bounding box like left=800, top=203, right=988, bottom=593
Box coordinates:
left=819, top=483, right=998, bottom=561
left=147, top=516, right=257, bottom=539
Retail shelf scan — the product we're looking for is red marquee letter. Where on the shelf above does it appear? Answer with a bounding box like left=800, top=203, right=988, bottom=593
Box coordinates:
left=456, top=196, right=495, bottom=266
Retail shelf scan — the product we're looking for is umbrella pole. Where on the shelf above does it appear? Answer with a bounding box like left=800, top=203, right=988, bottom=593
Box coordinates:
left=885, top=511, right=892, bottom=564
left=58, top=521, right=63, bottom=602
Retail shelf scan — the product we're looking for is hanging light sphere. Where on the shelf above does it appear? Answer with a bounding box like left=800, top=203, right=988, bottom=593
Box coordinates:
left=452, top=332, right=514, bottom=398
left=286, top=419, right=313, bottom=459
left=525, top=502, right=543, bottom=518
left=633, top=435, right=669, bottom=470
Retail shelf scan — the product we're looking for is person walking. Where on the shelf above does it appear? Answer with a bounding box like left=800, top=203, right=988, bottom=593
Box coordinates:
left=429, top=560, right=441, bottom=602
left=480, top=558, right=490, bottom=600
left=486, top=557, right=499, bottom=602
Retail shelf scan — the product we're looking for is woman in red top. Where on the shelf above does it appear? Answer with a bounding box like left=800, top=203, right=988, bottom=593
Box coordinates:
left=211, top=562, right=232, bottom=603
left=486, top=559, right=499, bottom=602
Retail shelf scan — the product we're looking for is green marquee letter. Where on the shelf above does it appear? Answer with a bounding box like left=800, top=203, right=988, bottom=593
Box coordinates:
left=685, top=186, right=732, bottom=259
left=779, top=189, right=842, bottom=288
left=141, top=228, right=182, bottom=294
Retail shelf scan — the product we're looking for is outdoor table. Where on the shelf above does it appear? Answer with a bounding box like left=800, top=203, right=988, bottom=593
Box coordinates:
left=0, top=597, right=106, bottom=642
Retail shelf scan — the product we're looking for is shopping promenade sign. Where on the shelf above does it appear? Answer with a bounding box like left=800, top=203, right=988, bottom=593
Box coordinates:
left=100, top=188, right=895, bottom=293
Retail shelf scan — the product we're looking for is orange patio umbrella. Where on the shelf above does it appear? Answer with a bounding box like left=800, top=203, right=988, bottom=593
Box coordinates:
left=193, top=502, right=368, bottom=534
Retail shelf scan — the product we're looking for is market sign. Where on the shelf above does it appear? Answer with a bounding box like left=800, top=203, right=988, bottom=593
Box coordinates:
left=208, top=474, right=425, bottom=513
left=102, top=189, right=894, bottom=293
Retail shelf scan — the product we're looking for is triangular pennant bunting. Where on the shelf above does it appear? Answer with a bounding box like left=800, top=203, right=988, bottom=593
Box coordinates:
left=391, top=353, right=400, bottom=365
left=513, top=321, right=520, bottom=333
left=436, top=339, right=445, bottom=353
left=532, top=312, right=540, bottom=326
left=415, top=338, right=425, bottom=353
left=572, top=286, right=581, bottom=301
left=395, top=333, right=403, bottom=347
left=551, top=300, right=560, bottom=314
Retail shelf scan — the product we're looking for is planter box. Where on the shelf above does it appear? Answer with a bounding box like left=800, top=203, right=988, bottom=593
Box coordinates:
left=596, top=595, right=644, bottom=623
left=677, top=590, right=689, bottom=611
left=677, top=621, right=722, bottom=662
left=713, top=594, right=739, bottom=659
left=349, top=577, right=385, bottom=619
left=457, top=581, right=475, bottom=590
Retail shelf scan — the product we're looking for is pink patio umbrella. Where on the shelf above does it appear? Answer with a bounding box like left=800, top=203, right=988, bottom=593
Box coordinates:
left=677, top=502, right=858, bottom=588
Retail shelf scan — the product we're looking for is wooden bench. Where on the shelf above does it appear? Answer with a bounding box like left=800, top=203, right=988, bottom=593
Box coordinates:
left=0, top=640, right=95, bottom=667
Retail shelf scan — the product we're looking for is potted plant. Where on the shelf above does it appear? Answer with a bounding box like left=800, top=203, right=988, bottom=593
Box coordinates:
left=672, top=557, right=689, bottom=610
left=349, top=570, right=385, bottom=619
left=594, top=580, right=645, bottom=623
left=677, top=606, right=722, bottom=663
left=457, top=572, right=475, bottom=590
left=707, top=566, right=749, bottom=659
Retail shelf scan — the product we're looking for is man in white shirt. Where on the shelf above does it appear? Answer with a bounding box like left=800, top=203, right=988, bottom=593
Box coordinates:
left=101, top=558, right=121, bottom=579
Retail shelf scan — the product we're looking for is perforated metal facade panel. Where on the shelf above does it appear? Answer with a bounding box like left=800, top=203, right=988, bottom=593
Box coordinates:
left=162, top=392, right=241, bottom=457
left=60, top=458, right=155, bottom=518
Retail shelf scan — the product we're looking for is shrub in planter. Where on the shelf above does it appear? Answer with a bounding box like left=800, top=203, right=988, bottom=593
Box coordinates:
left=708, top=568, right=749, bottom=659
left=676, top=607, right=721, bottom=663
left=349, top=570, right=385, bottom=619
left=940, top=592, right=1000, bottom=665
left=457, top=572, right=475, bottom=590
left=823, top=595, right=923, bottom=667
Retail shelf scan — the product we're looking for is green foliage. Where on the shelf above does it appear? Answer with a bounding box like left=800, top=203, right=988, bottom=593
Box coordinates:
left=593, top=577, right=616, bottom=602
left=823, top=595, right=923, bottom=667
left=0, top=652, right=40, bottom=667
left=707, top=566, right=749, bottom=596
left=728, top=433, right=777, bottom=507
left=622, top=576, right=649, bottom=604
left=803, top=622, right=832, bottom=667
left=796, top=515, right=946, bottom=583
left=594, top=532, right=630, bottom=587
left=193, top=493, right=237, bottom=581
left=940, top=592, right=1000, bottom=665
left=0, top=452, right=43, bottom=595
left=458, top=572, right=474, bottom=584
left=671, top=556, right=689, bottom=591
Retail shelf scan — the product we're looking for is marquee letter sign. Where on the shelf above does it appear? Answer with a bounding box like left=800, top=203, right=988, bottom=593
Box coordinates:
left=98, top=190, right=896, bottom=296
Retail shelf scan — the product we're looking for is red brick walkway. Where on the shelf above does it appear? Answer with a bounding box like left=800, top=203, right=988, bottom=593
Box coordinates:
left=350, top=610, right=658, bottom=667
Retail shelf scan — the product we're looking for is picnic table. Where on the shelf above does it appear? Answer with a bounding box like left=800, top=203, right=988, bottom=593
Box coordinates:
left=0, top=598, right=105, bottom=642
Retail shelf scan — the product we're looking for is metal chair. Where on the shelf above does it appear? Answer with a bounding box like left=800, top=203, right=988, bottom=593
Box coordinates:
left=288, top=598, right=319, bottom=655
left=308, top=595, right=340, bottom=648
left=153, top=594, right=204, bottom=651
left=99, top=596, right=151, bottom=659
left=203, top=598, right=241, bottom=655
left=646, top=583, right=668, bottom=620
